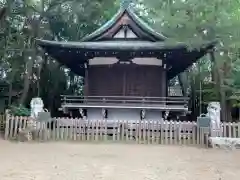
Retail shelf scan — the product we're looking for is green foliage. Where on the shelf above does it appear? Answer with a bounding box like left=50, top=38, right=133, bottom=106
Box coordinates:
left=142, top=0, right=240, bottom=119
left=2, top=0, right=240, bottom=119
left=9, top=104, right=30, bottom=116
left=0, top=0, right=119, bottom=114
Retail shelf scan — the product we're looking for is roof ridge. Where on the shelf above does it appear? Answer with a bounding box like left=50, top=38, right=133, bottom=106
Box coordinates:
left=120, top=0, right=133, bottom=10
left=81, top=1, right=167, bottom=42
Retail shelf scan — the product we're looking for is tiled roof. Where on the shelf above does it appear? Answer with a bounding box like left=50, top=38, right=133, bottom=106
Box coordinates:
left=81, top=6, right=167, bottom=42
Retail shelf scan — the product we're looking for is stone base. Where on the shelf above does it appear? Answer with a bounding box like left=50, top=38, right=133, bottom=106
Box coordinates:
left=17, top=128, right=34, bottom=142
left=209, top=137, right=240, bottom=150
left=17, top=128, right=43, bottom=142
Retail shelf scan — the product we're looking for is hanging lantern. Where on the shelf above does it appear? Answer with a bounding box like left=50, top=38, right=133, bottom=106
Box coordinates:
left=79, top=108, right=84, bottom=118
left=140, top=109, right=146, bottom=120
left=102, top=109, right=108, bottom=119
left=164, top=111, right=169, bottom=120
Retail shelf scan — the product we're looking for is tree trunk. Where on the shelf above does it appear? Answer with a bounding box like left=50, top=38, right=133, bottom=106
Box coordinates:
left=19, top=51, right=34, bottom=105
left=226, top=100, right=232, bottom=122
left=8, top=69, right=18, bottom=106
left=210, top=51, right=227, bottom=121
left=189, top=73, right=198, bottom=119
left=18, top=0, right=42, bottom=105
left=178, top=72, right=188, bottom=97
left=8, top=80, right=13, bottom=106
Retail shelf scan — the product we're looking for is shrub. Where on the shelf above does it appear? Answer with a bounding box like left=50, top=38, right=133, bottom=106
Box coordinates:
left=9, top=105, right=30, bottom=116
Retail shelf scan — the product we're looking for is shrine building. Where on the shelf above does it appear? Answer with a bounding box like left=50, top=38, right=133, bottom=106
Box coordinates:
left=37, top=2, right=216, bottom=121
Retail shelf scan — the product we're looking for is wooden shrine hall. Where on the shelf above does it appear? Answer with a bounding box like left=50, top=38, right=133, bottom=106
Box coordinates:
left=37, top=2, right=216, bottom=120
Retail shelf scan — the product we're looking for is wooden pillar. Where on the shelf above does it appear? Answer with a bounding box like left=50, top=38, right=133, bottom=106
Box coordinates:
left=162, top=62, right=167, bottom=98
left=84, top=63, right=89, bottom=96
left=123, top=68, right=126, bottom=96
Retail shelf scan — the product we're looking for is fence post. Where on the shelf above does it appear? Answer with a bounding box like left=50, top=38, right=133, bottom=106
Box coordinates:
left=4, top=109, right=10, bottom=140
left=197, top=126, right=210, bottom=147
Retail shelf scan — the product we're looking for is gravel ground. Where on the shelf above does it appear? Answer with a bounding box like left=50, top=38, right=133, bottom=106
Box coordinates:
left=0, top=139, right=239, bottom=180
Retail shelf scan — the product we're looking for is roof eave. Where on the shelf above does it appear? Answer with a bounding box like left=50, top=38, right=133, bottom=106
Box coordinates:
left=36, top=38, right=216, bottom=51
left=167, top=40, right=217, bottom=79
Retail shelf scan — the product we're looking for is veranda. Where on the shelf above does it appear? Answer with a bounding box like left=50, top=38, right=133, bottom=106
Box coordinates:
left=3, top=114, right=240, bottom=147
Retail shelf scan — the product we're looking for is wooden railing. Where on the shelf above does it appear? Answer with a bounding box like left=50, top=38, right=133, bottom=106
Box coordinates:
left=0, top=114, right=5, bottom=133
left=60, top=95, right=189, bottom=108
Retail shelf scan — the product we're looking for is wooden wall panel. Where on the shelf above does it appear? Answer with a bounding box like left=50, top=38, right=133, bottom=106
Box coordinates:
left=87, top=64, right=166, bottom=97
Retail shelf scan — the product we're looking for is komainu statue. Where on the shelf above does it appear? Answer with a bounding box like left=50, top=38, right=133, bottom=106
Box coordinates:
left=17, top=97, right=49, bottom=142
left=206, top=102, right=240, bottom=149
left=30, top=97, right=45, bottom=118
left=206, top=102, right=221, bottom=137
left=19, top=97, right=45, bottom=141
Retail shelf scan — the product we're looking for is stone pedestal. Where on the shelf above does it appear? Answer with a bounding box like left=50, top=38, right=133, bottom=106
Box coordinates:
left=209, top=137, right=240, bottom=149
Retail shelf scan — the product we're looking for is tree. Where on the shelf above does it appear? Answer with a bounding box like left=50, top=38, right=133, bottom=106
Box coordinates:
left=0, top=0, right=118, bottom=115
left=144, top=0, right=240, bottom=121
